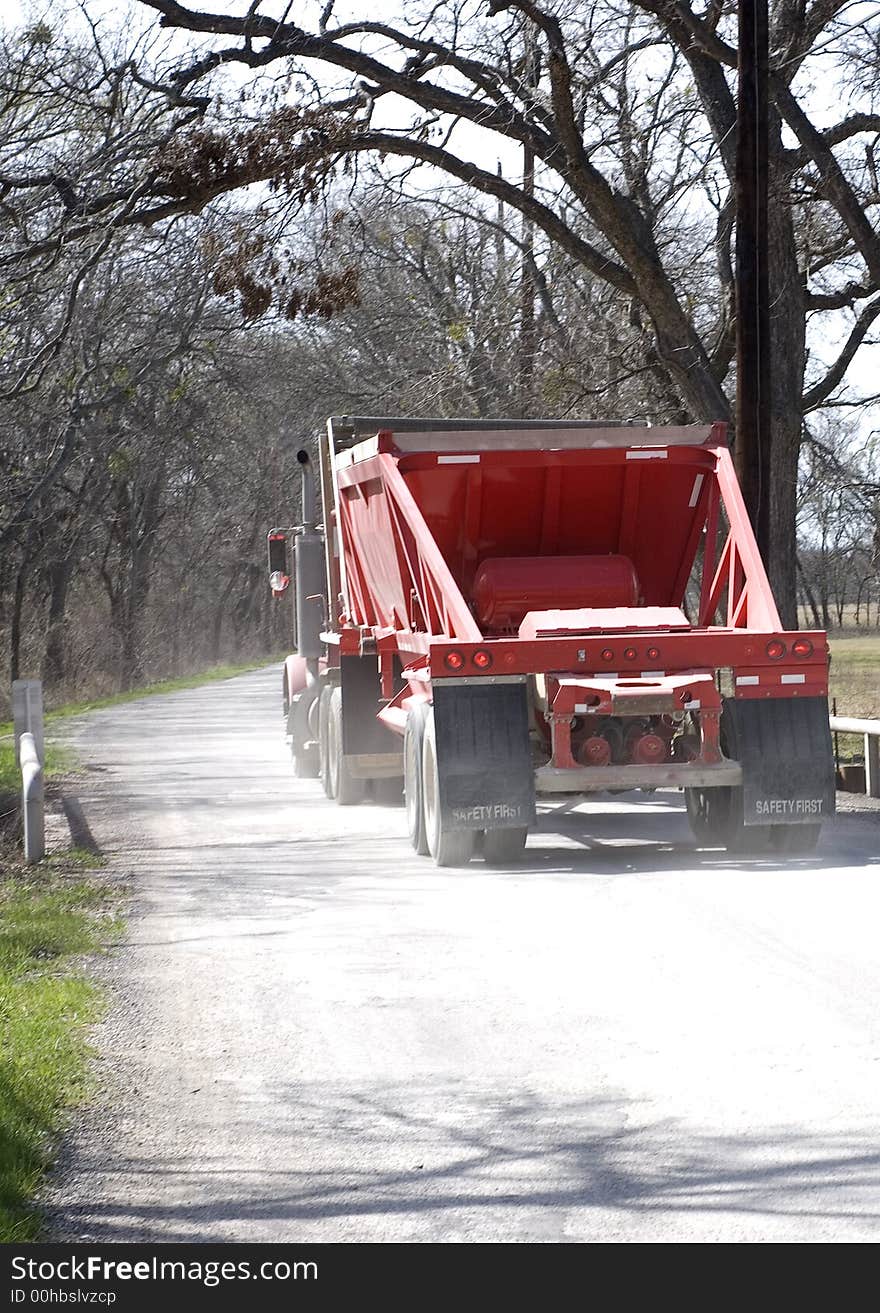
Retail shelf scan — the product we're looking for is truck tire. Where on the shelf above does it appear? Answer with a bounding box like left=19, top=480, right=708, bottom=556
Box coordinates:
left=685, top=699, right=822, bottom=854
left=372, top=777, right=403, bottom=806
left=421, top=708, right=475, bottom=867
left=771, top=823, right=821, bottom=854
left=685, top=783, right=735, bottom=846
left=404, top=703, right=429, bottom=854
left=328, top=687, right=366, bottom=806
left=482, top=827, right=528, bottom=864
left=293, top=739, right=320, bottom=779
left=319, top=686, right=335, bottom=799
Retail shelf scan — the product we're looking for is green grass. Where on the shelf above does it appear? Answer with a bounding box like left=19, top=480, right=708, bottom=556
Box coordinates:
left=0, top=655, right=273, bottom=1239
left=828, top=634, right=880, bottom=721
left=0, top=869, right=120, bottom=1242
left=0, top=740, right=72, bottom=802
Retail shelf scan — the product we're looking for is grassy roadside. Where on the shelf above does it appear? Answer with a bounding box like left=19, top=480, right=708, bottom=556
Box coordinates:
left=828, top=635, right=880, bottom=721
left=827, top=635, right=880, bottom=765
left=0, top=856, right=120, bottom=1242
left=0, top=656, right=279, bottom=1241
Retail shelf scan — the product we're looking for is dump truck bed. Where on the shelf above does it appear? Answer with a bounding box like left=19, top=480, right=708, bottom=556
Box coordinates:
left=273, top=416, right=835, bottom=865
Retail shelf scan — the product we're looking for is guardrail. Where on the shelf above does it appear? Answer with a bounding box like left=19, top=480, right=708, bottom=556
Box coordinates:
left=19, top=731, right=44, bottom=862
left=830, top=715, right=880, bottom=799
left=12, top=678, right=45, bottom=864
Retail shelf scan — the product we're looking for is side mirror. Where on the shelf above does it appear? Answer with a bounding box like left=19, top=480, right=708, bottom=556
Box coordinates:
left=267, top=530, right=290, bottom=596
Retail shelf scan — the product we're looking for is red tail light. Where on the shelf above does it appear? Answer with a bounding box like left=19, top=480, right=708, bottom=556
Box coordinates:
left=623, top=647, right=637, bottom=662
left=444, top=651, right=465, bottom=671
left=601, top=648, right=615, bottom=662
left=472, top=649, right=493, bottom=670
left=766, top=640, right=786, bottom=660
left=792, top=638, right=813, bottom=658
left=646, top=646, right=660, bottom=661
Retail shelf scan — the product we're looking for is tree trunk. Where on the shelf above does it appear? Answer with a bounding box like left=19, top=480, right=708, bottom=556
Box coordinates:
left=42, top=553, right=75, bottom=687
left=10, top=555, right=28, bottom=685
left=796, top=554, right=822, bottom=629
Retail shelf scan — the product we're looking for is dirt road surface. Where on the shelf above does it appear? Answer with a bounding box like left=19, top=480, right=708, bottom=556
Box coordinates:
left=47, top=666, right=880, bottom=1242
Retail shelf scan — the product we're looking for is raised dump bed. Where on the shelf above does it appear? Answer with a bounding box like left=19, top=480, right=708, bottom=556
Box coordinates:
left=270, top=418, right=835, bottom=865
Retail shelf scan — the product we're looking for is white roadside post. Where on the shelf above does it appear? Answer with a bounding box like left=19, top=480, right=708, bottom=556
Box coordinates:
left=12, top=679, right=45, bottom=863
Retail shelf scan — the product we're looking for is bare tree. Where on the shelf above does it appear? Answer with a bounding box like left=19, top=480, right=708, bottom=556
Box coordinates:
left=66, top=0, right=870, bottom=624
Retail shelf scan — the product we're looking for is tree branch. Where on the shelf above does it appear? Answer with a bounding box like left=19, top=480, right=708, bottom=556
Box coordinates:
left=802, top=294, right=880, bottom=410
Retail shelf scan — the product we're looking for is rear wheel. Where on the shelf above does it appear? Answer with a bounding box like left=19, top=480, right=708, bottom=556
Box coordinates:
left=319, top=686, right=335, bottom=799
left=293, top=744, right=320, bottom=778
left=483, top=827, right=528, bottom=864
left=685, top=784, right=732, bottom=846
left=685, top=776, right=776, bottom=852
left=421, top=709, right=475, bottom=867
left=291, top=694, right=320, bottom=779
left=685, top=700, right=821, bottom=854
left=328, top=687, right=366, bottom=806
left=372, top=776, right=403, bottom=806
left=404, top=704, right=429, bottom=855
left=771, top=823, right=821, bottom=854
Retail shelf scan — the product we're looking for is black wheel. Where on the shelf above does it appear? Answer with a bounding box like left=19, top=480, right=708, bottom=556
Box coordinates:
left=293, top=742, right=320, bottom=778
left=404, top=703, right=429, bottom=855
left=685, top=784, right=733, bottom=845
left=685, top=779, right=776, bottom=852
left=328, top=687, right=366, bottom=806
left=770, top=823, right=821, bottom=854
left=372, top=776, right=403, bottom=806
left=421, top=708, right=475, bottom=867
left=319, top=686, right=335, bottom=799
left=686, top=701, right=777, bottom=852
left=290, top=688, right=320, bottom=778
left=483, top=827, right=528, bottom=864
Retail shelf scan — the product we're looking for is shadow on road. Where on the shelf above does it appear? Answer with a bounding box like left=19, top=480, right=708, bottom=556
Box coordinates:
left=51, top=1087, right=880, bottom=1241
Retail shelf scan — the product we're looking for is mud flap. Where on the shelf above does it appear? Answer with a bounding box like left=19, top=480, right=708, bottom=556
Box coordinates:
left=431, top=681, right=535, bottom=831
left=732, top=696, right=836, bottom=826
left=340, top=654, right=401, bottom=754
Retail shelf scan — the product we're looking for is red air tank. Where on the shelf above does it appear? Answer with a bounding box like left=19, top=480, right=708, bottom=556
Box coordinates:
left=473, top=554, right=640, bottom=629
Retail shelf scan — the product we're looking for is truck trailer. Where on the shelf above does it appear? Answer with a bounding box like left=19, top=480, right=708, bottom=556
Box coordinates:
left=268, top=417, right=835, bottom=865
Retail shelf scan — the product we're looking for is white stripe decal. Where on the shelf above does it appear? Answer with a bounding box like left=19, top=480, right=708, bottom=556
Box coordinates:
left=626, top=449, right=668, bottom=460
left=438, top=454, right=479, bottom=464
left=688, top=473, right=705, bottom=507
left=640, top=671, right=665, bottom=678
left=736, top=676, right=760, bottom=686
left=781, top=673, right=806, bottom=684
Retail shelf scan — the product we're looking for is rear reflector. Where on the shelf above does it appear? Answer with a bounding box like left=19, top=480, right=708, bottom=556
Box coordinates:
left=444, top=651, right=465, bottom=671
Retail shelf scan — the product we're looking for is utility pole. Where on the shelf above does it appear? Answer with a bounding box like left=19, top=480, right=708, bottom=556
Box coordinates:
left=735, top=0, right=772, bottom=559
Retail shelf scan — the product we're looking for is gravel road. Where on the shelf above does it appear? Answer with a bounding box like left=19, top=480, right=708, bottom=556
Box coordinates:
left=47, top=665, right=880, bottom=1242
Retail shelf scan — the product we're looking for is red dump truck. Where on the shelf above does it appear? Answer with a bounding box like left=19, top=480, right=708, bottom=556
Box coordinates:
left=268, top=417, right=835, bottom=865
